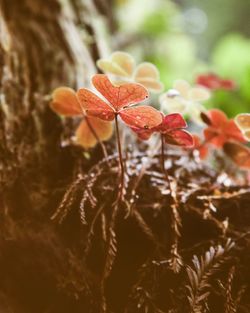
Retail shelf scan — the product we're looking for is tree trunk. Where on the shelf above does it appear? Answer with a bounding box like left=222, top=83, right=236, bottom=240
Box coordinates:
left=0, top=1, right=110, bottom=312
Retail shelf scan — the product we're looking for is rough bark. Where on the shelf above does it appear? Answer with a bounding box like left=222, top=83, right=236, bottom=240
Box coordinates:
left=0, top=1, right=109, bottom=312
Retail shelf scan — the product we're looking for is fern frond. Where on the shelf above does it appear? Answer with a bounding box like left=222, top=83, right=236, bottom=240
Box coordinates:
left=51, top=174, right=84, bottom=223
left=224, top=266, right=236, bottom=313
left=102, top=203, right=119, bottom=280
left=186, top=239, right=235, bottom=313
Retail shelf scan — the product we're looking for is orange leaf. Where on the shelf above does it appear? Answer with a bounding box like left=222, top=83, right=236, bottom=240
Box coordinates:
left=75, top=117, right=113, bottom=148
left=162, top=113, right=187, bottom=129
left=203, top=109, right=246, bottom=147
left=223, top=142, right=250, bottom=169
left=224, top=120, right=246, bottom=143
left=207, top=109, right=228, bottom=127
left=165, top=130, right=194, bottom=147
left=77, top=88, right=115, bottom=121
left=119, top=105, right=162, bottom=129
left=92, top=74, right=149, bottom=111
left=130, top=127, right=153, bottom=140
left=50, top=87, right=82, bottom=116
left=204, top=128, right=225, bottom=147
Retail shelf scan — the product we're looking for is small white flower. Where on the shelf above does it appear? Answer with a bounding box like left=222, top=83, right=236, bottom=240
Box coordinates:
left=160, top=80, right=210, bottom=125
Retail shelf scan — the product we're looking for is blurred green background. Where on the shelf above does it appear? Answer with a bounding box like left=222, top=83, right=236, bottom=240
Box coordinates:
left=112, top=0, right=250, bottom=117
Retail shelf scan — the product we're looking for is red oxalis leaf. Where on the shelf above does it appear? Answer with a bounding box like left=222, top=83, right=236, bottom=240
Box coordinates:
left=203, top=109, right=246, bottom=147
left=92, top=74, right=149, bottom=110
left=206, top=109, right=228, bottom=127
left=156, top=113, right=187, bottom=132
left=77, top=88, right=115, bottom=121
left=132, top=112, right=194, bottom=147
left=196, top=73, right=236, bottom=91
left=119, top=106, right=163, bottom=129
left=51, top=87, right=82, bottom=116
left=77, top=74, right=162, bottom=130
left=165, top=129, right=194, bottom=147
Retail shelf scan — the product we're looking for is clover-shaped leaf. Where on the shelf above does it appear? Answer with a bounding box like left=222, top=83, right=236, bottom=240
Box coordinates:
left=202, top=109, right=246, bottom=147
left=77, top=74, right=162, bottom=129
left=196, top=73, right=236, bottom=91
left=97, top=51, right=135, bottom=77
left=97, top=51, right=163, bottom=93
left=160, top=80, right=210, bottom=125
left=132, top=113, right=194, bottom=147
left=50, top=87, right=113, bottom=148
left=75, top=116, right=113, bottom=148
left=51, top=87, right=82, bottom=116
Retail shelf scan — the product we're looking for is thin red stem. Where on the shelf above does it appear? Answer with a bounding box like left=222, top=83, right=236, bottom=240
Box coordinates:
left=161, top=133, right=172, bottom=190
left=114, top=114, right=124, bottom=196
